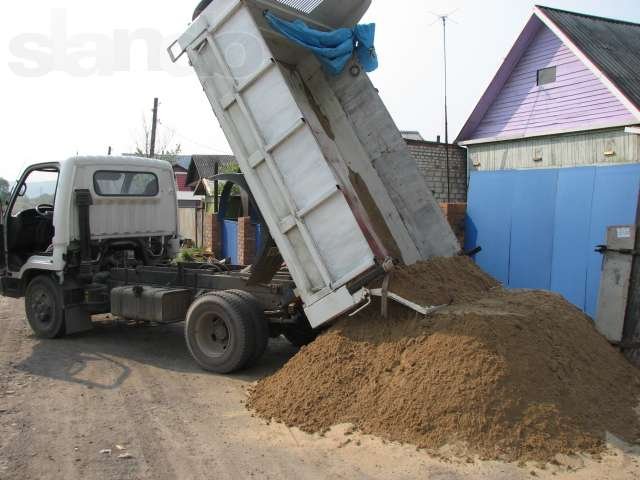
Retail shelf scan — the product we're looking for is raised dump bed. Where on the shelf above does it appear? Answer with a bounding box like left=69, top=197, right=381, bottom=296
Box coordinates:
left=171, top=0, right=459, bottom=327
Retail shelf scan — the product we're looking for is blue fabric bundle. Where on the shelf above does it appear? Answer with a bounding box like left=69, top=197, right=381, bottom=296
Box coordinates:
left=264, top=11, right=378, bottom=76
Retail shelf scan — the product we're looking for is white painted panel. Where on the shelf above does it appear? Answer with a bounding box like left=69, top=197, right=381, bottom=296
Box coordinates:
left=305, top=286, right=367, bottom=329
left=70, top=163, right=177, bottom=240
left=254, top=162, right=289, bottom=220
left=271, top=127, right=337, bottom=211
left=243, top=66, right=302, bottom=145
left=197, top=41, right=234, bottom=101
left=214, top=7, right=270, bottom=82
left=227, top=102, right=259, bottom=158
left=285, top=227, right=324, bottom=291
left=304, top=192, right=373, bottom=283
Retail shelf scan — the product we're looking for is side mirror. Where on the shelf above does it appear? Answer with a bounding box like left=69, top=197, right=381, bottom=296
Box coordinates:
left=17, top=183, right=26, bottom=197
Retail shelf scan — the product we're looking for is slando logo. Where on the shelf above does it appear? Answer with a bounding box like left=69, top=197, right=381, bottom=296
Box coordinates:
left=8, top=9, right=190, bottom=77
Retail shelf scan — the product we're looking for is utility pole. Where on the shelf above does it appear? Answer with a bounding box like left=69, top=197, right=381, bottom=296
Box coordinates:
left=149, top=97, right=159, bottom=158
left=441, top=15, right=451, bottom=203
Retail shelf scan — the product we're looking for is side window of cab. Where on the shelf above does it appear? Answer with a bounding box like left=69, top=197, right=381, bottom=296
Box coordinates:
left=11, top=168, right=59, bottom=216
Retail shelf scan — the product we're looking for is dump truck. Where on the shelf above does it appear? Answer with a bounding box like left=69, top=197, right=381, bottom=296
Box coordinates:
left=0, top=0, right=459, bottom=374
left=169, top=0, right=459, bottom=325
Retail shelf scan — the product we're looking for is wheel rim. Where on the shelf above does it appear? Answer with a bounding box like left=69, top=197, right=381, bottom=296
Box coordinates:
left=29, top=286, right=55, bottom=328
left=194, top=312, right=231, bottom=358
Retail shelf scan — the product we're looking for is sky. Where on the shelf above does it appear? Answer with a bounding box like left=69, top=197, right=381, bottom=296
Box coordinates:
left=1, top=0, right=639, bottom=182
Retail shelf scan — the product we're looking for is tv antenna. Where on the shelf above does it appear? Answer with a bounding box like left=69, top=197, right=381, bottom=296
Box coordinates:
left=430, top=10, right=458, bottom=203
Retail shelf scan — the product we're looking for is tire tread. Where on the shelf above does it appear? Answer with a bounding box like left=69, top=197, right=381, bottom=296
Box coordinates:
left=184, top=292, right=255, bottom=374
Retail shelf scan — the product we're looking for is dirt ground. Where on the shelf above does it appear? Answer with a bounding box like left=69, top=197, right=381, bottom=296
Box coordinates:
left=1, top=296, right=639, bottom=480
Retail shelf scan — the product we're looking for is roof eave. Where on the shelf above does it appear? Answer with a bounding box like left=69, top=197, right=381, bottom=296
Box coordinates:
left=459, top=120, right=640, bottom=146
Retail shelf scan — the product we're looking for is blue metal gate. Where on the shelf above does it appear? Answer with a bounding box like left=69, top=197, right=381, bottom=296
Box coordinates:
left=465, top=164, right=640, bottom=317
left=221, top=219, right=238, bottom=264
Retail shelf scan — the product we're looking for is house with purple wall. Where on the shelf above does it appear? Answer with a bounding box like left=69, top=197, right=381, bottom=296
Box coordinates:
left=457, top=6, right=640, bottom=343
left=457, top=5, right=640, bottom=168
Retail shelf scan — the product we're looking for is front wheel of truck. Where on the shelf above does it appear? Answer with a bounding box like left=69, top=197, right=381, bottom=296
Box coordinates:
left=25, top=275, right=66, bottom=339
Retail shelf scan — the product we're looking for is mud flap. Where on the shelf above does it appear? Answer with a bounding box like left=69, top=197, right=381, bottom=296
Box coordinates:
left=64, top=306, right=93, bottom=335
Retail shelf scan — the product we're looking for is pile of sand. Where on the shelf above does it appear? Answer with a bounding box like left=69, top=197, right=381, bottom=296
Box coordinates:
left=248, top=257, right=640, bottom=461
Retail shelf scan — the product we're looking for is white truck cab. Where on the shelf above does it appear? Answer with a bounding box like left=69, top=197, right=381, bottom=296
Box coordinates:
left=1, top=156, right=180, bottom=336
left=3, top=156, right=179, bottom=282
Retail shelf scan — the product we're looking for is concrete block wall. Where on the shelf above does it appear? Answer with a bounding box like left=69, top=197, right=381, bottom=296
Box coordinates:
left=406, top=139, right=467, bottom=203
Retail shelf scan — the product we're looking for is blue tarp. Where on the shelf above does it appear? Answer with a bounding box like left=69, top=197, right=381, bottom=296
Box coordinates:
left=264, top=11, right=378, bottom=75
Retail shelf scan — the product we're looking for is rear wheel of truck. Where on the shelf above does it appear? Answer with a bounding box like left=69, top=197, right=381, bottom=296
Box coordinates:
left=185, top=292, right=256, bottom=374
left=222, top=290, right=269, bottom=367
left=25, top=275, right=66, bottom=339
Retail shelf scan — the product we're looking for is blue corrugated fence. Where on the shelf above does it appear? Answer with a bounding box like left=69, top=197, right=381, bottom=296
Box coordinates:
left=465, top=164, right=640, bottom=317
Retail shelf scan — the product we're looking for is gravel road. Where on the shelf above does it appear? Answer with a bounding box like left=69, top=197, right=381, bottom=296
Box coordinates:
left=1, top=296, right=639, bottom=480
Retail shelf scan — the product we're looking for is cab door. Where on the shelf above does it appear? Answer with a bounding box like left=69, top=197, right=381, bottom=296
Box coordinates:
left=4, top=163, right=59, bottom=273
left=0, top=200, right=6, bottom=270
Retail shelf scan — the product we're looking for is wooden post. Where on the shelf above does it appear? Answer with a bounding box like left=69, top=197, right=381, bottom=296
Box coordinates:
left=149, top=97, right=159, bottom=158
left=214, top=162, right=219, bottom=212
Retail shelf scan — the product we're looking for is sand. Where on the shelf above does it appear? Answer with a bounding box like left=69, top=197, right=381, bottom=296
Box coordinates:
left=248, top=257, right=640, bottom=461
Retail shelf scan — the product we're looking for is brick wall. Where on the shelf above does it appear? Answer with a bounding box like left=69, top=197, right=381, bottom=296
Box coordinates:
left=200, top=214, right=254, bottom=264
left=237, top=217, right=256, bottom=266
left=406, top=140, right=467, bottom=203
left=173, top=167, right=192, bottom=192
left=202, top=213, right=220, bottom=257
left=440, top=203, right=466, bottom=245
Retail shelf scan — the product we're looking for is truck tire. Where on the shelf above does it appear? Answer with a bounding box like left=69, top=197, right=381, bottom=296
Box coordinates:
left=223, top=290, right=269, bottom=367
left=25, top=275, right=66, bottom=339
left=193, top=0, right=213, bottom=20
left=185, top=292, right=256, bottom=374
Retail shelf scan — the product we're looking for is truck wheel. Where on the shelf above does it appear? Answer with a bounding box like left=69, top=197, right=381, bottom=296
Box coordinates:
left=193, top=0, right=213, bottom=20
left=223, top=290, right=269, bottom=367
left=284, top=315, right=318, bottom=348
left=185, top=292, right=255, bottom=374
left=25, top=275, right=66, bottom=339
